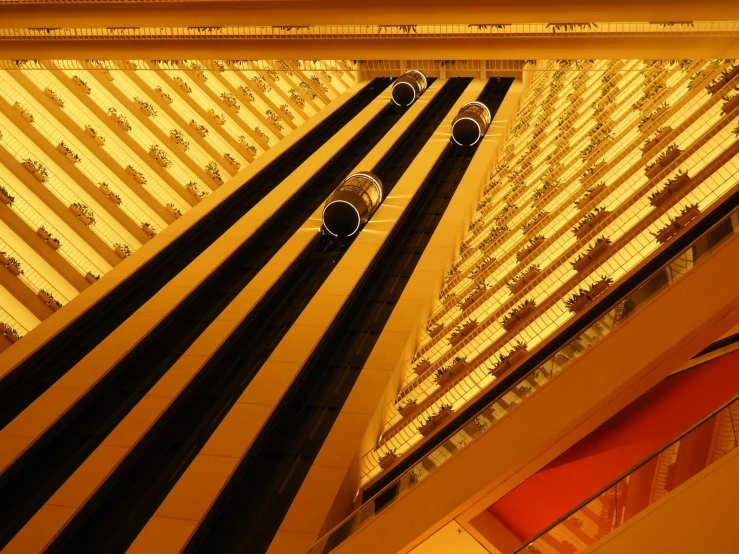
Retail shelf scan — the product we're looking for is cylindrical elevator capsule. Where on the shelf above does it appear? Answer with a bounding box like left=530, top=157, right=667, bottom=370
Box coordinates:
left=322, top=172, right=384, bottom=237
left=451, top=101, right=492, bottom=146
left=391, top=70, right=428, bottom=107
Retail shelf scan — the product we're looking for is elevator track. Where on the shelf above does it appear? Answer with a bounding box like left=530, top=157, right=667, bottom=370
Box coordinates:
left=183, top=78, right=513, bottom=554
left=42, top=77, right=471, bottom=554
left=0, top=79, right=398, bottom=548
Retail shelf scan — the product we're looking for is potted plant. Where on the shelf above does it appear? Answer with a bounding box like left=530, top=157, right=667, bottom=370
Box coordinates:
left=108, top=108, right=132, bottom=132
left=434, top=367, right=454, bottom=386
left=114, top=243, right=132, bottom=258
left=642, top=127, right=672, bottom=156
left=85, top=271, right=100, bottom=284
left=418, top=405, right=454, bottom=436
left=459, top=285, right=486, bottom=311
left=69, top=202, right=95, bottom=226
left=646, top=144, right=681, bottom=178
left=85, top=125, right=106, bottom=146
left=427, top=321, right=444, bottom=338
left=378, top=450, right=398, bottom=469
left=649, top=170, right=691, bottom=207
left=205, top=161, right=223, bottom=186
left=207, top=109, right=226, bottom=126
left=573, top=207, right=609, bottom=238
left=565, top=276, right=613, bottom=313
left=223, top=153, right=241, bottom=171
left=516, top=235, right=546, bottom=262
left=508, top=265, right=540, bottom=294
left=468, top=257, right=495, bottom=283
left=571, top=236, right=612, bottom=272
left=238, top=85, right=255, bottom=103
left=134, top=98, right=158, bottom=117
left=148, top=145, right=171, bottom=168
left=169, top=129, right=189, bottom=150
left=501, top=299, right=536, bottom=331
left=154, top=86, right=173, bottom=104
left=397, top=399, right=417, bottom=417
left=38, top=290, right=62, bottom=311
left=279, top=104, right=295, bottom=121
left=1, top=252, right=23, bottom=276
left=492, top=341, right=528, bottom=374
left=142, top=222, right=156, bottom=237
left=44, top=88, right=64, bottom=108
left=189, top=120, right=208, bottom=137
left=522, top=211, right=548, bottom=235
left=413, top=359, right=430, bottom=374
left=0, top=185, right=14, bottom=205
left=174, top=76, right=192, bottom=93
left=237, top=136, right=257, bottom=160
left=0, top=323, right=21, bottom=343
left=220, top=92, right=240, bottom=114
left=56, top=142, right=80, bottom=164
left=72, top=75, right=91, bottom=94
left=36, top=226, right=61, bottom=250
left=166, top=203, right=182, bottom=219
left=575, top=183, right=607, bottom=210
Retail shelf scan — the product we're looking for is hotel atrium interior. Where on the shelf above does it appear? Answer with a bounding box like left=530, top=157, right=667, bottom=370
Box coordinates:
left=0, top=1, right=738, bottom=553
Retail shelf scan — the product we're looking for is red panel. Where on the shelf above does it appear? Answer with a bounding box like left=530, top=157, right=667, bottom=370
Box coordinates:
left=488, top=349, right=739, bottom=543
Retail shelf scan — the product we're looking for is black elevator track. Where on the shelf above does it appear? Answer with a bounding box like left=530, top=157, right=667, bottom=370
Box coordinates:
left=44, top=78, right=469, bottom=554
left=0, top=79, right=398, bottom=549
left=184, top=78, right=513, bottom=554
left=0, top=79, right=388, bottom=430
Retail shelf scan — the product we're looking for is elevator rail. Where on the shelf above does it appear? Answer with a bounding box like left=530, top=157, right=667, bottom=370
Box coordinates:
left=184, top=78, right=513, bottom=554
left=0, top=79, right=395, bottom=549
left=42, top=77, right=468, bottom=554
left=0, top=79, right=388, bottom=429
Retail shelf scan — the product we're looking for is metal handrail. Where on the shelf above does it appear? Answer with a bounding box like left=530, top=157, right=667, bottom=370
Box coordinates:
left=512, top=392, right=739, bottom=553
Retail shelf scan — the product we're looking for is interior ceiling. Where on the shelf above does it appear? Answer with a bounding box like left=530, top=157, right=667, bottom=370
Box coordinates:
left=1, top=1, right=739, bottom=61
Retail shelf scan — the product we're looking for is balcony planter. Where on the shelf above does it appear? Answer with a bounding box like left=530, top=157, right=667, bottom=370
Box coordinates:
left=435, top=368, right=455, bottom=387
left=0, top=189, right=12, bottom=205
left=572, top=239, right=611, bottom=272
left=427, top=322, right=444, bottom=338
left=378, top=452, right=398, bottom=470
left=170, top=132, right=189, bottom=151
left=461, top=320, right=478, bottom=336
left=641, top=127, right=672, bottom=156
left=567, top=278, right=612, bottom=313
left=84, top=271, right=98, bottom=284
left=13, top=102, right=23, bottom=114
left=574, top=209, right=609, bottom=239
left=0, top=323, right=19, bottom=343
left=434, top=405, right=453, bottom=425
left=509, top=267, right=540, bottom=294
left=576, top=183, right=607, bottom=211
left=650, top=172, right=690, bottom=207
left=413, top=360, right=430, bottom=375
left=133, top=173, right=145, bottom=184
left=22, top=160, right=35, bottom=174
left=442, top=293, right=457, bottom=307
left=676, top=205, right=700, bottom=228
left=223, top=154, right=241, bottom=172
left=125, top=165, right=136, bottom=177
left=460, top=288, right=484, bottom=310
left=516, top=237, right=545, bottom=263
left=722, top=95, right=739, bottom=115
left=166, top=204, right=181, bottom=219
left=72, top=76, right=91, bottom=94
left=660, top=148, right=681, bottom=167
left=114, top=245, right=131, bottom=259
left=69, top=204, right=93, bottom=226
left=100, top=183, right=113, bottom=197
left=502, top=301, right=535, bottom=332
left=6, top=262, right=22, bottom=276
left=206, top=170, right=223, bottom=187
left=397, top=400, right=417, bottom=417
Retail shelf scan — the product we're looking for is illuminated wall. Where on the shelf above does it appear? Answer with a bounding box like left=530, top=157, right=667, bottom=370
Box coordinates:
left=360, top=59, right=739, bottom=485
left=0, top=59, right=355, bottom=345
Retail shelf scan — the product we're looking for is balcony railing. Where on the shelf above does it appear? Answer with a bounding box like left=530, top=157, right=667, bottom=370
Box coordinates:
left=513, top=393, right=739, bottom=554
left=304, top=197, right=739, bottom=554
